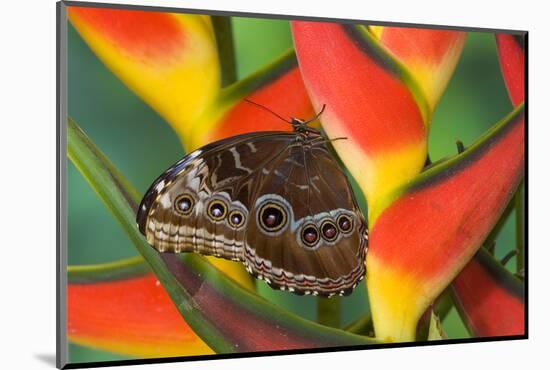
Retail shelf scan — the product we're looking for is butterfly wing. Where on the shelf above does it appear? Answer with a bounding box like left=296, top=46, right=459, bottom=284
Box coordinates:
left=137, top=132, right=297, bottom=261
left=242, top=142, right=368, bottom=296
left=138, top=132, right=368, bottom=297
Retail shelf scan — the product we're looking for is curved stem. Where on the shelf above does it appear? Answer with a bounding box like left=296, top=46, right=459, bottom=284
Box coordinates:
left=212, top=16, right=238, bottom=87
left=344, top=314, right=373, bottom=336
left=515, top=183, right=525, bottom=274
left=317, top=297, right=341, bottom=328
left=483, top=198, right=514, bottom=255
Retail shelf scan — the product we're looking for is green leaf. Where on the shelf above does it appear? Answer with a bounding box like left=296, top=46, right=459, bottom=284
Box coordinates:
left=67, top=117, right=378, bottom=353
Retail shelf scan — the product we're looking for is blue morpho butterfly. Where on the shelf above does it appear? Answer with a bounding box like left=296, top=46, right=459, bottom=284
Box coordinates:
left=137, top=101, right=368, bottom=297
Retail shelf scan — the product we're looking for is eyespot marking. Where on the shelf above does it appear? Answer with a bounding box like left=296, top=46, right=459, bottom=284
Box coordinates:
left=301, top=224, right=319, bottom=248
left=321, top=220, right=338, bottom=242
left=337, top=214, right=354, bottom=233
left=228, top=209, right=245, bottom=228
left=174, top=194, right=194, bottom=216
left=258, top=202, right=288, bottom=232
left=207, top=199, right=227, bottom=221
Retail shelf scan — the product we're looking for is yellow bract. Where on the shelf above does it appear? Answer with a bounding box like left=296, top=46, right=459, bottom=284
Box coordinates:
left=69, top=335, right=214, bottom=359
left=369, top=26, right=466, bottom=113
left=331, top=134, right=428, bottom=225
left=366, top=255, right=426, bottom=342
left=405, top=46, right=465, bottom=112
left=368, top=26, right=384, bottom=39
left=69, top=11, right=221, bottom=143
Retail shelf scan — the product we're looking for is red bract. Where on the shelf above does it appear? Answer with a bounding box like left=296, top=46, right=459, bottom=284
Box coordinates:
left=69, top=269, right=213, bottom=357
left=68, top=7, right=221, bottom=140
left=448, top=31, right=526, bottom=338
left=371, top=26, right=466, bottom=110
left=367, top=106, right=524, bottom=340
left=292, top=22, right=430, bottom=212
left=188, top=51, right=314, bottom=149
left=451, top=250, right=524, bottom=336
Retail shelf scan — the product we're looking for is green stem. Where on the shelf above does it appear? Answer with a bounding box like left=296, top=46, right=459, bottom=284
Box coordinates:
left=212, top=16, right=238, bottom=87
left=483, top=198, right=514, bottom=255
left=68, top=256, right=149, bottom=283
left=416, top=290, right=453, bottom=341
left=515, top=183, right=525, bottom=274
left=344, top=314, right=373, bottom=336
left=433, top=289, right=454, bottom=321
left=500, top=250, right=517, bottom=266
left=317, top=297, right=341, bottom=328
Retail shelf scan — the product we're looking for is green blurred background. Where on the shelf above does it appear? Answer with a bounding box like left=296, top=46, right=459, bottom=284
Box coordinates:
left=67, top=14, right=517, bottom=364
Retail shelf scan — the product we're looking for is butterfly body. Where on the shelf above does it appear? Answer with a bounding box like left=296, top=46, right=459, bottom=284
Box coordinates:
left=137, top=123, right=368, bottom=297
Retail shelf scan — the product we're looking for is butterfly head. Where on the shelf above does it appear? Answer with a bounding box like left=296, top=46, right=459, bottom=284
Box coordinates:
left=290, top=104, right=326, bottom=137
left=291, top=105, right=348, bottom=145
left=290, top=117, right=322, bottom=137
left=243, top=99, right=327, bottom=137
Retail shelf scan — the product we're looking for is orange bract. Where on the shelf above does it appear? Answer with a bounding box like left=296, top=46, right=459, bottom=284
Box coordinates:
left=496, top=34, right=525, bottom=105
left=70, top=8, right=187, bottom=63
left=372, top=26, right=466, bottom=109
left=68, top=274, right=213, bottom=357
left=451, top=250, right=524, bottom=337
left=208, top=67, right=314, bottom=142
left=68, top=7, right=220, bottom=139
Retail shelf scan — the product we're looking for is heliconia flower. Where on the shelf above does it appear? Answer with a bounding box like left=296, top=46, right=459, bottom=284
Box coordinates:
left=369, top=26, right=466, bottom=110
left=447, top=32, right=526, bottom=338
left=292, top=21, right=524, bottom=342
left=68, top=258, right=213, bottom=358
left=450, top=249, right=524, bottom=337
left=366, top=105, right=524, bottom=341
left=68, top=7, right=220, bottom=140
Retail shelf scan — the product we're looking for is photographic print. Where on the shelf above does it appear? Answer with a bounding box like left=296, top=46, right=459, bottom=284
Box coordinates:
left=57, top=1, right=526, bottom=368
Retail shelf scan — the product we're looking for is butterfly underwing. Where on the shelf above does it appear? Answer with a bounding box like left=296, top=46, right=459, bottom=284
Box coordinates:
left=136, top=116, right=368, bottom=297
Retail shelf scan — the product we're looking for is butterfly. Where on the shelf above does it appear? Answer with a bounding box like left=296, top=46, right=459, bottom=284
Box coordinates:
left=136, top=103, right=368, bottom=297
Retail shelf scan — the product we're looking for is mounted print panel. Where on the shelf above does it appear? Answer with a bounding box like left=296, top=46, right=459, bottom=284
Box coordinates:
left=57, top=1, right=527, bottom=368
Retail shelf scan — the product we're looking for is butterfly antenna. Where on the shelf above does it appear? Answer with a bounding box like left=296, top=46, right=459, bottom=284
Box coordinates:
left=329, top=136, right=347, bottom=142
left=243, top=99, right=292, bottom=124
left=303, top=104, right=326, bottom=125
left=312, top=136, right=348, bottom=146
